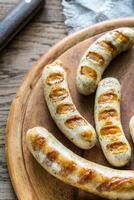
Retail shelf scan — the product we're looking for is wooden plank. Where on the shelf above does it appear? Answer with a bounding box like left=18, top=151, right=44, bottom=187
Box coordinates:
left=0, top=0, right=66, bottom=199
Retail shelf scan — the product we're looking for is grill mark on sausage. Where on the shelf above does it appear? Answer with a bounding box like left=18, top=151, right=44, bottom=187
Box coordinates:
left=98, top=109, right=118, bottom=121
left=56, top=103, right=75, bottom=114
left=46, top=73, right=64, bottom=85
left=65, top=115, right=87, bottom=129
left=86, top=51, right=105, bottom=66
left=100, top=125, right=121, bottom=136
left=98, top=41, right=117, bottom=54
left=46, top=150, right=59, bottom=162
left=97, top=177, right=133, bottom=192
left=59, top=160, right=76, bottom=177
left=31, top=135, right=46, bottom=151
left=114, top=31, right=129, bottom=43
left=80, top=66, right=97, bottom=80
left=45, top=150, right=59, bottom=167
left=98, top=92, right=118, bottom=104
left=106, top=141, right=128, bottom=154
left=80, top=131, right=93, bottom=142
left=49, top=87, right=68, bottom=101
left=78, top=168, right=96, bottom=184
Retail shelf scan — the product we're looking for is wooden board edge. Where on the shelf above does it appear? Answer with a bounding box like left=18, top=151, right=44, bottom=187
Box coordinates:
left=5, top=17, right=134, bottom=200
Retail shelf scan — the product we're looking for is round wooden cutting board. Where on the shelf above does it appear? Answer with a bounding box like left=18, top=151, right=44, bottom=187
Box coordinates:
left=6, top=18, right=134, bottom=200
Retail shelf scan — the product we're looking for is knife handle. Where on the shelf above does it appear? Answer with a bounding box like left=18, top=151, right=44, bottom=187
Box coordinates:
left=0, top=0, right=44, bottom=51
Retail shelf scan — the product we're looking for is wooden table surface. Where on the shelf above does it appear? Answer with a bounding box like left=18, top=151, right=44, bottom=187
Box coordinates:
left=0, top=0, right=67, bottom=199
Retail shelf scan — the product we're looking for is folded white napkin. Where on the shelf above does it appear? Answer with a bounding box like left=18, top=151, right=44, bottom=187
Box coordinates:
left=62, top=0, right=134, bottom=33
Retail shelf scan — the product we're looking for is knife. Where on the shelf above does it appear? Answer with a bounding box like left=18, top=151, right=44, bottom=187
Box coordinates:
left=0, top=0, right=44, bottom=51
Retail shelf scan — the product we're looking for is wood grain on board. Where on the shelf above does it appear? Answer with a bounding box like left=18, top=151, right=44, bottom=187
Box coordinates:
left=6, top=16, right=134, bottom=200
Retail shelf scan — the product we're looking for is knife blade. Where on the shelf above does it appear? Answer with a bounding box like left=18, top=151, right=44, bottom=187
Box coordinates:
left=0, top=0, right=44, bottom=51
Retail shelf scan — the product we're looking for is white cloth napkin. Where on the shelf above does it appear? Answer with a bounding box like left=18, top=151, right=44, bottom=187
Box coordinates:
left=62, top=0, right=134, bottom=33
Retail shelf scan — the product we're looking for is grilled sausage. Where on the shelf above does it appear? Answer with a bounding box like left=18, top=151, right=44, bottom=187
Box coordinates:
left=94, top=77, right=131, bottom=167
left=27, top=127, right=134, bottom=200
left=76, top=27, right=134, bottom=95
left=41, top=60, right=96, bottom=149
left=129, top=116, right=134, bottom=143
